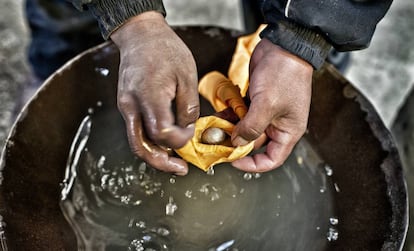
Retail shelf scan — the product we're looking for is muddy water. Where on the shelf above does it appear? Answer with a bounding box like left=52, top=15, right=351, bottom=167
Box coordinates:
left=60, top=107, right=339, bottom=251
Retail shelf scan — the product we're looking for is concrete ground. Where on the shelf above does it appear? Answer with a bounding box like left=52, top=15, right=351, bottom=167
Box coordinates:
left=0, top=0, right=413, bottom=249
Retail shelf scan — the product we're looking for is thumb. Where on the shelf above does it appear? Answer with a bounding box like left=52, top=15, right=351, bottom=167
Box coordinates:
left=231, top=98, right=273, bottom=146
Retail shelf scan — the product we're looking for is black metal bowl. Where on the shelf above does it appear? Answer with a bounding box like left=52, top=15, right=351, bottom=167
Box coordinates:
left=0, top=26, right=408, bottom=250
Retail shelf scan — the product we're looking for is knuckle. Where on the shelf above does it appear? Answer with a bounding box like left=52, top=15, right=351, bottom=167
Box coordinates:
left=182, top=103, right=200, bottom=124
left=117, top=93, right=134, bottom=111
left=239, top=123, right=263, bottom=140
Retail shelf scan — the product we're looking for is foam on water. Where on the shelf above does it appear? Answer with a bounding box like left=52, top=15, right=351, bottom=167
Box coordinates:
left=61, top=108, right=339, bottom=250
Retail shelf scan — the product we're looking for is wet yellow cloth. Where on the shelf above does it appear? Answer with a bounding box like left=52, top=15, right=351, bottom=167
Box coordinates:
left=174, top=25, right=266, bottom=171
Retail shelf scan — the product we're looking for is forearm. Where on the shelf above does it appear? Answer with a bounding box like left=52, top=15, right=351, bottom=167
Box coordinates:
left=67, top=0, right=166, bottom=39
left=260, top=0, right=393, bottom=69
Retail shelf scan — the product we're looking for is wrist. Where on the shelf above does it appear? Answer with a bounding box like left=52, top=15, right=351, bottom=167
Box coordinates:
left=259, top=38, right=313, bottom=73
left=111, top=11, right=166, bottom=47
left=87, top=0, right=166, bottom=39
left=260, top=22, right=331, bottom=69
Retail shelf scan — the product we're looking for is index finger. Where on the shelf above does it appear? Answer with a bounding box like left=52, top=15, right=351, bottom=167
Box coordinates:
left=139, top=92, right=195, bottom=149
left=119, top=96, right=189, bottom=175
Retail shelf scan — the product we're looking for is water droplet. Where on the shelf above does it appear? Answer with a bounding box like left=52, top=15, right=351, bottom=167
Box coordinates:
left=87, top=107, right=94, bottom=114
left=138, top=162, right=146, bottom=173
left=316, top=226, right=320, bottom=230
left=319, top=187, right=326, bottom=193
left=243, top=173, right=252, bottom=181
left=169, top=177, right=176, bottom=184
left=129, top=239, right=144, bottom=251
left=121, top=195, right=131, bottom=204
left=277, top=194, right=281, bottom=199
left=136, top=221, right=146, bottom=228
left=253, top=173, right=261, bottom=179
left=324, top=165, right=333, bottom=176
left=166, top=196, right=178, bottom=216
left=207, top=167, right=215, bottom=175
left=326, top=227, right=339, bottom=241
left=142, top=235, right=151, bottom=242
left=157, top=227, right=170, bottom=236
left=95, top=67, right=110, bottom=76
left=329, top=217, right=339, bottom=225
left=133, top=200, right=142, bottom=206
left=216, top=239, right=235, bottom=251
left=96, top=155, right=106, bottom=168
left=210, top=192, right=220, bottom=201
left=297, top=156, right=303, bottom=165
left=96, top=101, right=103, bottom=107
left=334, top=183, right=340, bottom=193
left=185, top=190, right=192, bottom=198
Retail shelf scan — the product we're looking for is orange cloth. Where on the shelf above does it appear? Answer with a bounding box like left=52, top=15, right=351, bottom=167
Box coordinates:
left=228, top=24, right=266, bottom=96
left=174, top=25, right=267, bottom=171
left=174, top=116, right=254, bottom=171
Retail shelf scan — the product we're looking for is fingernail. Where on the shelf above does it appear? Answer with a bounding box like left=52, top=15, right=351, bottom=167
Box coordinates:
left=174, top=164, right=188, bottom=176
left=233, top=136, right=249, bottom=146
left=186, top=123, right=195, bottom=129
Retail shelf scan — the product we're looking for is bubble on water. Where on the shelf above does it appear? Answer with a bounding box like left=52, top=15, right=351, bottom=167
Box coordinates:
left=243, top=173, right=252, bottom=181
left=334, top=183, right=340, bottom=193
left=128, top=219, right=146, bottom=229
left=329, top=217, right=339, bottom=225
left=95, top=67, right=110, bottom=76
left=156, top=227, right=170, bottom=236
left=319, top=187, right=326, bottom=193
left=136, top=221, right=146, bottom=229
left=169, top=177, right=176, bottom=184
left=277, top=194, right=281, bottom=199
left=253, top=173, right=261, bottom=179
left=297, top=156, right=303, bottom=165
left=133, top=200, right=142, bottom=206
left=121, top=195, right=132, bottom=205
left=87, top=107, right=94, bottom=114
left=210, top=191, right=220, bottom=201
left=316, top=226, right=320, bottom=231
left=184, top=190, right=192, bottom=199
left=207, top=167, right=215, bottom=176
left=166, top=196, right=178, bottom=216
left=128, top=239, right=144, bottom=251
left=96, top=101, right=103, bottom=107
left=97, top=155, right=106, bottom=169
left=138, top=162, right=146, bottom=174
left=239, top=188, right=245, bottom=194
left=215, top=239, right=235, bottom=251
left=324, top=165, right=333, bottom=176
left=326, top=227, right=339, bottom=241
left=199, top=183, right=221, bottom=201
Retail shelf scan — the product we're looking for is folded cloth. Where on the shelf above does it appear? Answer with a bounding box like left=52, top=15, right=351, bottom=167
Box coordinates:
left=174, top=25, right=266, bottom=171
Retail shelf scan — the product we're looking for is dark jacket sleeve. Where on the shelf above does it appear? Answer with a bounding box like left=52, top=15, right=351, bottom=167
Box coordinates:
left=260, top=0, right=393, bottom=69
left=68, top=0, right=166, bottom=39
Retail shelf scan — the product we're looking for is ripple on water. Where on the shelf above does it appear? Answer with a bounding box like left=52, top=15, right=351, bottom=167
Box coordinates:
left=60, top=109, right=339, bottom=250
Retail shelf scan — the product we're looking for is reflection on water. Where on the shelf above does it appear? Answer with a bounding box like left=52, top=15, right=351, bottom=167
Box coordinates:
left=60, top=107, right=339, bottom=251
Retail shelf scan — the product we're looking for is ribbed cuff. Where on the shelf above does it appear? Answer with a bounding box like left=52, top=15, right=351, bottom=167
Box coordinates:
left=260, top=21, right=331, bottom=69
left=87, top=0, right=166, bottom=39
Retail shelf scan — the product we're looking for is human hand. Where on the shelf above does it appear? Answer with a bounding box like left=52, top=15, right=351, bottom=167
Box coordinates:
left=110, top=12, right=199, bottom=175
left=231, top=38, right=313, bottom=172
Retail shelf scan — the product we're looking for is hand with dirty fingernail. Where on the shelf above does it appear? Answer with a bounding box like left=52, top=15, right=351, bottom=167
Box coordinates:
left=111, top=12, right=200, bottom=175
left=231, top=38, right=313, bottom=172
